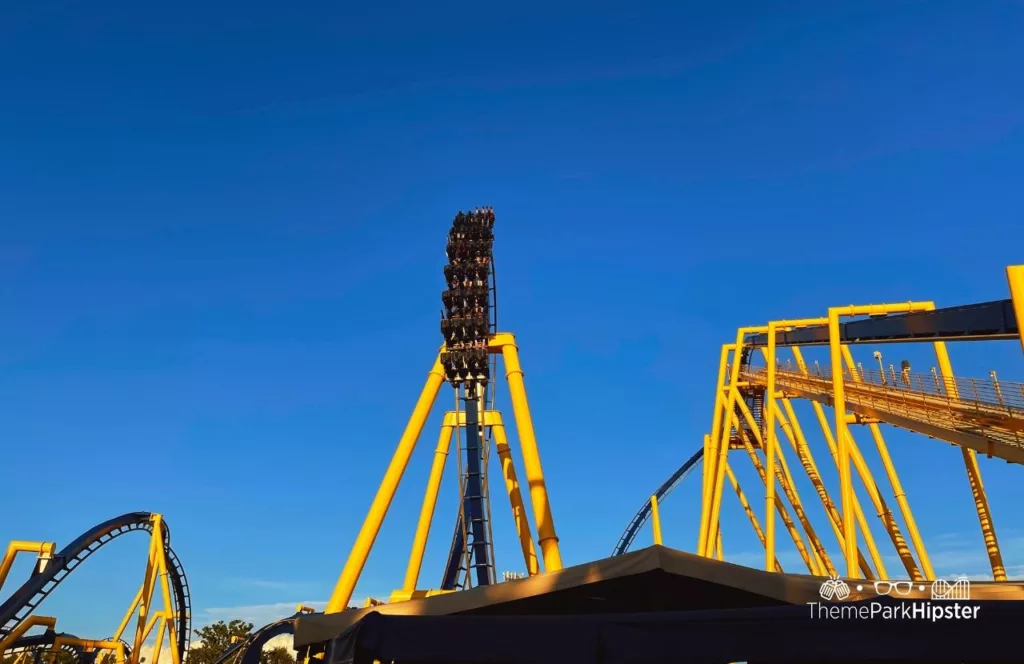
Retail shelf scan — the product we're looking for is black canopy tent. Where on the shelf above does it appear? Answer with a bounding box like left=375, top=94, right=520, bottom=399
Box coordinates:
left=327, top=596, right=1022, bottom=664
left=296, top=545, right=1024, bottom=648
left=295, top=546, right=829, bottom=646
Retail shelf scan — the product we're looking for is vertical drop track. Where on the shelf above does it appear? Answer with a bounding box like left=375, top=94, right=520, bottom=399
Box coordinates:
left=439, top=208, right=498, bottom=590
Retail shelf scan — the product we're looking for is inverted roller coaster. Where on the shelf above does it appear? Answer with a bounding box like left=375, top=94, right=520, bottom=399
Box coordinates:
left=615, top=266, right=1024, bottom=584
left=0, top=513, right=190, bottom=664
left=11, top=218, right=1024, bottom=664
left=213, top=208, right=564, bottom=664
left=325, top=207, right=561, bottom=608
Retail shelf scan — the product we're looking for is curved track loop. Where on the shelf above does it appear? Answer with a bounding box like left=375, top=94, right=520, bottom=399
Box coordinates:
left=0, top=512, right=191, bottom=660
left=212, top=615, right=300, bottom=664
left=612, top=448, right=704, bottom=556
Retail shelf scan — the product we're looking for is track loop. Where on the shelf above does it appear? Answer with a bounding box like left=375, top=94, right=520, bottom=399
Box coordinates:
left=0, top=513, right=191, bottom=661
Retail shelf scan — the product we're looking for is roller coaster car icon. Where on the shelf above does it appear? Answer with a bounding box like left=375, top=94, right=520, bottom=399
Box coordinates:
left=819, top=575, right=851, bottom=601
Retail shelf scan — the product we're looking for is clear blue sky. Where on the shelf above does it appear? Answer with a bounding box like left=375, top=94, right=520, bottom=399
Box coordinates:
left=3, top=0, right=1024, bottom=641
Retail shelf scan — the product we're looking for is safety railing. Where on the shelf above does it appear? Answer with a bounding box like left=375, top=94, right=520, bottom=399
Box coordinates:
left=733, top=363, right=1024, bottom=448
left=783, top=363, right=1024, bottom=414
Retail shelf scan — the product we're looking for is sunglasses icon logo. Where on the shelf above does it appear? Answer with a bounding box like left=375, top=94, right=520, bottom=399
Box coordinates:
left=873, top=581, right=926, bottom=596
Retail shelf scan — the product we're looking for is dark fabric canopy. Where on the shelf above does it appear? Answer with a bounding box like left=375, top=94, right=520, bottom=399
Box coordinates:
left=296, top=546, right=828, bottom=646
left=327, top=596, right=1022, bottom=664
left=296, top=545, right=1024, bottom=648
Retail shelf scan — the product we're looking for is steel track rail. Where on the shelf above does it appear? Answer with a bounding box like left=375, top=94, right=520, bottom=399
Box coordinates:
left=0, top=513, right=191, bottom=660
left=612, top=448, right=705, bottom=556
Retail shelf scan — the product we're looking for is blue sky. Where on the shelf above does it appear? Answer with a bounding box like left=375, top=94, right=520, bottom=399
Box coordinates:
left=2, top=0, right=1024, bottom=643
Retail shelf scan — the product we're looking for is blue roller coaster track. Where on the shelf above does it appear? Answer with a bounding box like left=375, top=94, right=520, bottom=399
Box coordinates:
left=0, top=512, right=191, bottom=660
left=611, top=448, right=705, bottom=556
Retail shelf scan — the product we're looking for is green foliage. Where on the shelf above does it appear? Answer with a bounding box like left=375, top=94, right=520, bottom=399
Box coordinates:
left=257, top=650, right=294, bottom=664
left=0, top=620, right=294, bottom=664
left=187, top=620, right=296, bottom=664
left=186, top=620, right=255, bottom=664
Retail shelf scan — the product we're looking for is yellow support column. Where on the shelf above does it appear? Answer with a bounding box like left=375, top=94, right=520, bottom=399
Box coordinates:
left=497, top=335, right=563, bottom=572
left=931, top=340, right=1006, bottom=581
left=150, top=613, right=167, bottom=664
left=326, top=357, right=446, bottom=612
left=650, top=496, right=663, bottom=546
left=402, top=418, right=456, bottom=592
left=776, top=396, right=878, bottom=579
left=704, top=346, right=732, bottom=516
left=725, top=464, right=783, bottom=573
left=492, top=418, right=540, bottom=576
left=828, top=307, right=858, bottom=578
left=1008, top=266, right=1024, bottom=355
left=735, top=422, right=819, bottom=574
left=148, top=516, right=181, bottom=664
left=841, top=345, right=933, bottom=579
left=131, top=523, right=160, bottom=660
left=827, top=302, right=932, bottom=579
left=736, top=399, right=835, bottom=576
left=704, top=335, right=748, bottom=556
left=792, top=347, right=904, bottom=579
left=764, top=321, right=779, bottom=574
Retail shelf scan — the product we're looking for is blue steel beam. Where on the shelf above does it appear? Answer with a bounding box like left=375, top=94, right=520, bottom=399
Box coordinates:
left=744, top=299, right=1017, bottom=348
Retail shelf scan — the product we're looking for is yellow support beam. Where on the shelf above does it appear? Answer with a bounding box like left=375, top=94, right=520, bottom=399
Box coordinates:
left=775, top=395, right=879, bottom=579
left=0, top=541, right=54, bottom=594
left=328, top=333, right=559, bottom=613
left=840, top=345, right=931, bottom=580
left=326, top=357, right=446, bottom=613
left=735, top=398, right=835, bottom=576
left=1008, top=265, right=1024, bottom=355
left=725, top=463, right=783, bottom=573
left=735, top=421, right=818, bottom=574
left=402, top=418, right=455, bottom=593
left=930, top=338, right=1005, bottom=581
left=649, top=496, right=663, bottom=546
left=496, top=334, right=563, bottom=572
left=0, top=616, right=57, bottom=654
left=492, top=419, right=541, bottom=576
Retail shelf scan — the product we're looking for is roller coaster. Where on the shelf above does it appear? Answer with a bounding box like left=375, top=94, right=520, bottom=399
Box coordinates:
left=615, top=279, right=1024, bottom=586
left=0, top=513, right=189, bottom=664
left=4, top=212, right=1024, bottom=663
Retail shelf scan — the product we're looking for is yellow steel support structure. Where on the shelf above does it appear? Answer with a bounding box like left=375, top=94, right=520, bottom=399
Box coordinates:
left=927, top=327, right=1005, bottom=581
left=0, top=542, right=55, bottom=595
left=649, top=496, right=663, bottom=546
left=828, top=302, right=932, bottom=578
left=0, top=515, right=180, bottom=664
left=1009, top=266, right=1024, bottom=355
left=111, top=515, right=182, bottom=664
left=326, top=333, right=561, bottom=614
left=0, top=616, right=57, bottom=655
left=734, top=422, right=818, bottom=574
left=725, top=463, right=783, bottom=573
left=789, top=346, right=905, bottom=579
left=696, top=284, right=1013, bottom=582
left=51, top=638, right=127, bottom=664
left=399, top=409, right=539, bottom=598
